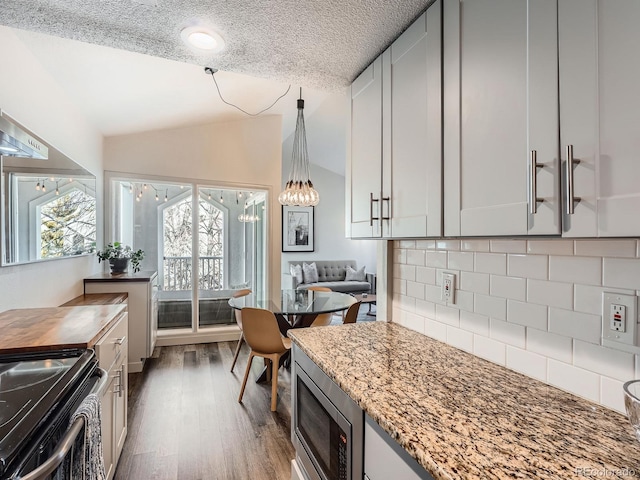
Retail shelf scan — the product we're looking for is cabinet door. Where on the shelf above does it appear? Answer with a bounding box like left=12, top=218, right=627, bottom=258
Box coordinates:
left=559, top=0, right=640, bottom=236
left=382, top=3, right=442, bottom=238
left=114, top=354, right=128, bottom=462
left=101, top=375, right=116, bottom=480
left=348, top=57, right=383, bottom=238
left=444, top=0, right=560, bottom=236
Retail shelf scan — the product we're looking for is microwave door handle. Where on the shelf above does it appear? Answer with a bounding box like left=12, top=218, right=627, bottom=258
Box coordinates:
left=19, top=367, right=108, bottom=480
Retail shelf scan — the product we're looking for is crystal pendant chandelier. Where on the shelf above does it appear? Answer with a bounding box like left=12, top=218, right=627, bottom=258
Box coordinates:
left=278, top=89, right=319, bottom=207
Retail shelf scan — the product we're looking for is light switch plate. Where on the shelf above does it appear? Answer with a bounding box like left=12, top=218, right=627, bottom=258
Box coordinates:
left=602, top=292, right=637, bottom=347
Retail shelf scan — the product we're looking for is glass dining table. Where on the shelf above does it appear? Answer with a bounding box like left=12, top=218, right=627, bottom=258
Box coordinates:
left=229, top=289, right=356, bottom=383
left=228, top=289, right=357, bottom=333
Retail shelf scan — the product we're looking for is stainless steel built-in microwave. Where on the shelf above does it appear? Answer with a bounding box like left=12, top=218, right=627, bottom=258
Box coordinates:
left=292, top=345, right=363, bottom=480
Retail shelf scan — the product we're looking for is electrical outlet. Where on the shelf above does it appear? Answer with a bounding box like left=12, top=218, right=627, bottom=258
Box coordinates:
left=603, top=292, right=637, bottom=346
left=441, top=272, right=455, bottom=304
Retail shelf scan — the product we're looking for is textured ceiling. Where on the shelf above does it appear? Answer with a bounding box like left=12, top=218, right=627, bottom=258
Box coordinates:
left=0, top=0, right=431, bottom=91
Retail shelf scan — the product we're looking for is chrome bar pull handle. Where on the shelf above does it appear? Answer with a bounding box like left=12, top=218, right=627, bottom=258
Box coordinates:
left=381, top=196, right=390, bottom=221
left=369, top=192, right=379, bottom=226
left=528, top=150, right=544, bottom=214
left=114, top=336, right=126, bottom=345
left=565, top=145, right=581, bottom=215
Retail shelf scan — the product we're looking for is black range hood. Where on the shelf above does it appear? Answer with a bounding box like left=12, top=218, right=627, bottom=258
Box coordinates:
left=0, top=111, right=48, bottom=160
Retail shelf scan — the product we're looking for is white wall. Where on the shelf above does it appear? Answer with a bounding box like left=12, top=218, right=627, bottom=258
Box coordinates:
left=280, top=93, right=377, bottom=278
left=103, top=115, right=283, bottom=300
left=0, top=26, right=104, bottom=311
left=392, top=238, right=640, bottom=415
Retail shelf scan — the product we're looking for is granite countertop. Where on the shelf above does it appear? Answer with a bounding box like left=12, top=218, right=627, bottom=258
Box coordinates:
left=0, top=305, right=127, bottom=354
left=288, top=322, right=640, bottom=479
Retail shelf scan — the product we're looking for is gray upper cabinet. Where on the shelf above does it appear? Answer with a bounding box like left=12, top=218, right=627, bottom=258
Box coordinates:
left=443, top=0, right=560, bottom=237
left=347, top=1, right=442, bottom=239
left=559, top=0, right=640, bottom=237
left=347, top=56, right=383, bottom=239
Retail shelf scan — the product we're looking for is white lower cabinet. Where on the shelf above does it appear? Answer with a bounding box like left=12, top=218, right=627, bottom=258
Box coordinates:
left=364, top=415, right=434, bottom=480
left=95, top=312, right=129, bottom=480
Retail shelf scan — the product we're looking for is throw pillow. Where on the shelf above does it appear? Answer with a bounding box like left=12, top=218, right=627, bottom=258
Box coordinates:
left=290, top=264, right=303, bottom=285
left=345, top=265, right=366, bottom=281
left=302, top=262, right=319, bottom=284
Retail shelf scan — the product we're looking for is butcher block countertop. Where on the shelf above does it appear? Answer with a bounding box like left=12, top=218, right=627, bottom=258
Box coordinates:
left=60, top=293, right=128, bottom=307
left=0, top=304, right=127, bottom=354
left=288, top=322, right=640, bottom=480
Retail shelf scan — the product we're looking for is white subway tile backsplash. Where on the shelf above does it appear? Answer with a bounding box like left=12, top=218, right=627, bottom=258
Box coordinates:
left=549, top=256, right=602, bottom=286
left=548, top=308, right=602, bottom=344
left=490, top=239, right=527, bottom=254
left=461, top=239, right=490, bottom=252
left=397, top=295, right=416, bottom=313
left=490, top=319, right=526, bottom=349
left=425, top=285, right=444, bottom=304
left=448, top=251, right=475, bottom=272
left=603, top=258, right=640, bottom=290
left=548, top=360, right=600, bottom=402
left=425, top=319, right=447, bottom=342
left=446, top=326, right=474, bottom=353
left=526, top=328, right=573, bottom=363
left=459, top=271, right=490, bottom=294
left=573, top=340, right=634, bottom=382
left=393, top=278, right=406, bottom=296
left=401, top=311, right=426, bottom=334
left=506, top=347, right=547, bottom=382
left=490, top=275, right=526, bottom=301
left=506, top=300, right=548, bottom=330
left=508, top=254, right=548, bottom=280
left=406, top=249, right=426, bottom=266
left=396, top=264, right=416, bottom=281
left=600, top=376, right=626, bottom=415
left=575, top=239, right=637, bottom=258
left=394, top=249, right=407, bottom=264
left=475, top=253, right=507, bottom=275
left=460, top=311, right=490, bottom=336
left=436, top=240, right=460, bottom=251
left=392, top=238, right=640, bottom=414
left=456, top=290, right=475, bottom=313
left=475, top=294, right=507, bottom=320
left=416, top=266, right=437, bottom=285
left=415, top=240, right=436, bottom=250
left=406, top=281, right=425, bottom=300
left=415, top=299, right=436, bottom=319
left=527, top=240, right=574, bottom=256
left=473, top=335, right=506, bottom=365
left=527, top=279, right=573, bottom=310
left=436, top=304, right=460, bottom=327
left=426, top=251, right=448, bottom=268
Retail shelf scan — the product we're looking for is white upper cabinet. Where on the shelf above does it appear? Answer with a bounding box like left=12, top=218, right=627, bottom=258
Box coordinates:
left=347, top=56, right=383, bottom=238
left=559, top=0, right=640, bottom=237
left=382, top=4, right=442, bottom=238
left=443, top=0, right=560, bottom=237
left=348, top=2, right=442, bottom=239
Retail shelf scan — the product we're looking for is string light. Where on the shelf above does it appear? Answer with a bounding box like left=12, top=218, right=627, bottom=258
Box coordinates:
left=35, top=181, right=41, bottom=191
left=55, top=182, right=60, bottom=196
left=219, top=192, right=224, bottom=203
left=129, top=184, right=133, bottom=194
left=143, top=184, right=148, bottom=190
left=164, top=190, right=168, bottom=202
left=41, top=182, right=46, bottom=192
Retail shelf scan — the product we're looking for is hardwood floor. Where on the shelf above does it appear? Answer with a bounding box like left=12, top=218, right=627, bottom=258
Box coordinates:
left=114, top=341, right=294, bottom=480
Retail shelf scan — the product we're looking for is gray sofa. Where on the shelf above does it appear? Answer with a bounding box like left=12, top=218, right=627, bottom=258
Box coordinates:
left=287, top=260, right=371, bottom=294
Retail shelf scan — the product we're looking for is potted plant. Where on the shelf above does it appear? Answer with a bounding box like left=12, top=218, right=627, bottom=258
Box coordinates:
left=96, top=242, right=145, bottom=274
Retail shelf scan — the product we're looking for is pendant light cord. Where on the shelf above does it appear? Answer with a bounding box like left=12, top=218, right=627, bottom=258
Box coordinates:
left=205, top=67, right=291, bottom=116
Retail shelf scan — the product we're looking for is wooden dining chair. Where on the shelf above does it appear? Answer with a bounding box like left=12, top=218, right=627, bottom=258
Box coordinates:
left=307, top=286, right=333, bottom=327
left=342, top=301, right=361, bottom=324
left=230, top=288, right=252, bottom=372
left=238, top=307, right=292, bottom=411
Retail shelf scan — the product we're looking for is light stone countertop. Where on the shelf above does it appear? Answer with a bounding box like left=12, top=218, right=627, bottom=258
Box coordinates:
left=288, top=321, right=640, bottom=480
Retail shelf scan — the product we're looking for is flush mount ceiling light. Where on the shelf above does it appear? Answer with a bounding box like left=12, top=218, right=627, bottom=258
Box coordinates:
left=278, top=88, right=319, bottom=207
left=180, top=26, right=225, bottom=52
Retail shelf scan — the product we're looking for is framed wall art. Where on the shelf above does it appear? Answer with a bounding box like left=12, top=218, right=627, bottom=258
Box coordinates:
left=282, top=206, right=314, bottom=252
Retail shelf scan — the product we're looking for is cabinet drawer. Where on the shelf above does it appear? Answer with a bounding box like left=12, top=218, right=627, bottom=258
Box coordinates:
left=95, top=312, right=128, bottom=371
